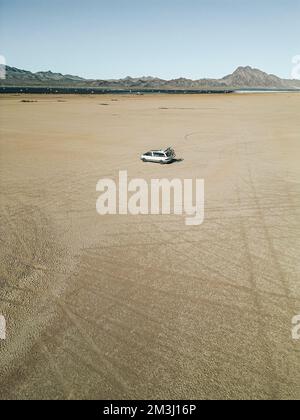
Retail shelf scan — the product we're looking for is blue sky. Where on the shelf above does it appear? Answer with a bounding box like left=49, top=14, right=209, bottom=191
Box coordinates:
left=0, top=0, right=299, bottom=79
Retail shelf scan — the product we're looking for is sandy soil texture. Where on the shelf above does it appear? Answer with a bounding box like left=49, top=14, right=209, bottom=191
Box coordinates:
left=0, top=93, right=300, bottom=400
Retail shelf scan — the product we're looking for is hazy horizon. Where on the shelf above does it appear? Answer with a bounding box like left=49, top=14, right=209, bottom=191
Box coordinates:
left=0, top=0, right=299, bottom=80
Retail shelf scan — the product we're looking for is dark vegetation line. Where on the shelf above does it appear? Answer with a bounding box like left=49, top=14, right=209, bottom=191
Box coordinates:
left=0, top=86, right=234, bottom=95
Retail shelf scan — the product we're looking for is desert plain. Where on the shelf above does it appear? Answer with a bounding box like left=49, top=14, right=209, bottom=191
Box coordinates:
left=0, top=93, right=300, bottom=399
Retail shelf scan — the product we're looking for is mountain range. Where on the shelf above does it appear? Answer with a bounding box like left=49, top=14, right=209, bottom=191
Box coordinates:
left=1, top=65, right=300, bottom=90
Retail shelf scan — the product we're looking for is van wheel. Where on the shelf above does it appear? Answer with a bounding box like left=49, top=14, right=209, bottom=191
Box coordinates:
left=160, top=161, right=165, bottom=165
left=142, top=158, right=147, bottom=162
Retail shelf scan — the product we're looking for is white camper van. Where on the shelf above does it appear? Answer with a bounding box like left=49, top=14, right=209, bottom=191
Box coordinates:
left=141, top=147, right=176, bottom=164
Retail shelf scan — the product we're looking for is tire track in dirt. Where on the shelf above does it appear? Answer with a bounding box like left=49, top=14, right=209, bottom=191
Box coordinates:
left=236, top=137, right=300, bottom=398
left=0, top=193, right=70, bottom=392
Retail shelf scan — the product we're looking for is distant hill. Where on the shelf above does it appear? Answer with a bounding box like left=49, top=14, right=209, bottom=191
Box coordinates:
left=1, top=65, right=300, bottom=90
left=221, top=66, right=300, bottom=89
left=3, top=66, right=85, bottom=84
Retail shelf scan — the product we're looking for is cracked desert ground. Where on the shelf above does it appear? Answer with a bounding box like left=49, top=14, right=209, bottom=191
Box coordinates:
left=0, top=93, right=300, bottom=400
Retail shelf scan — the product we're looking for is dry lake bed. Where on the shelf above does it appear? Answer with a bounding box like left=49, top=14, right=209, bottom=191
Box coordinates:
left=0, top=93, right=300, bottom=399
